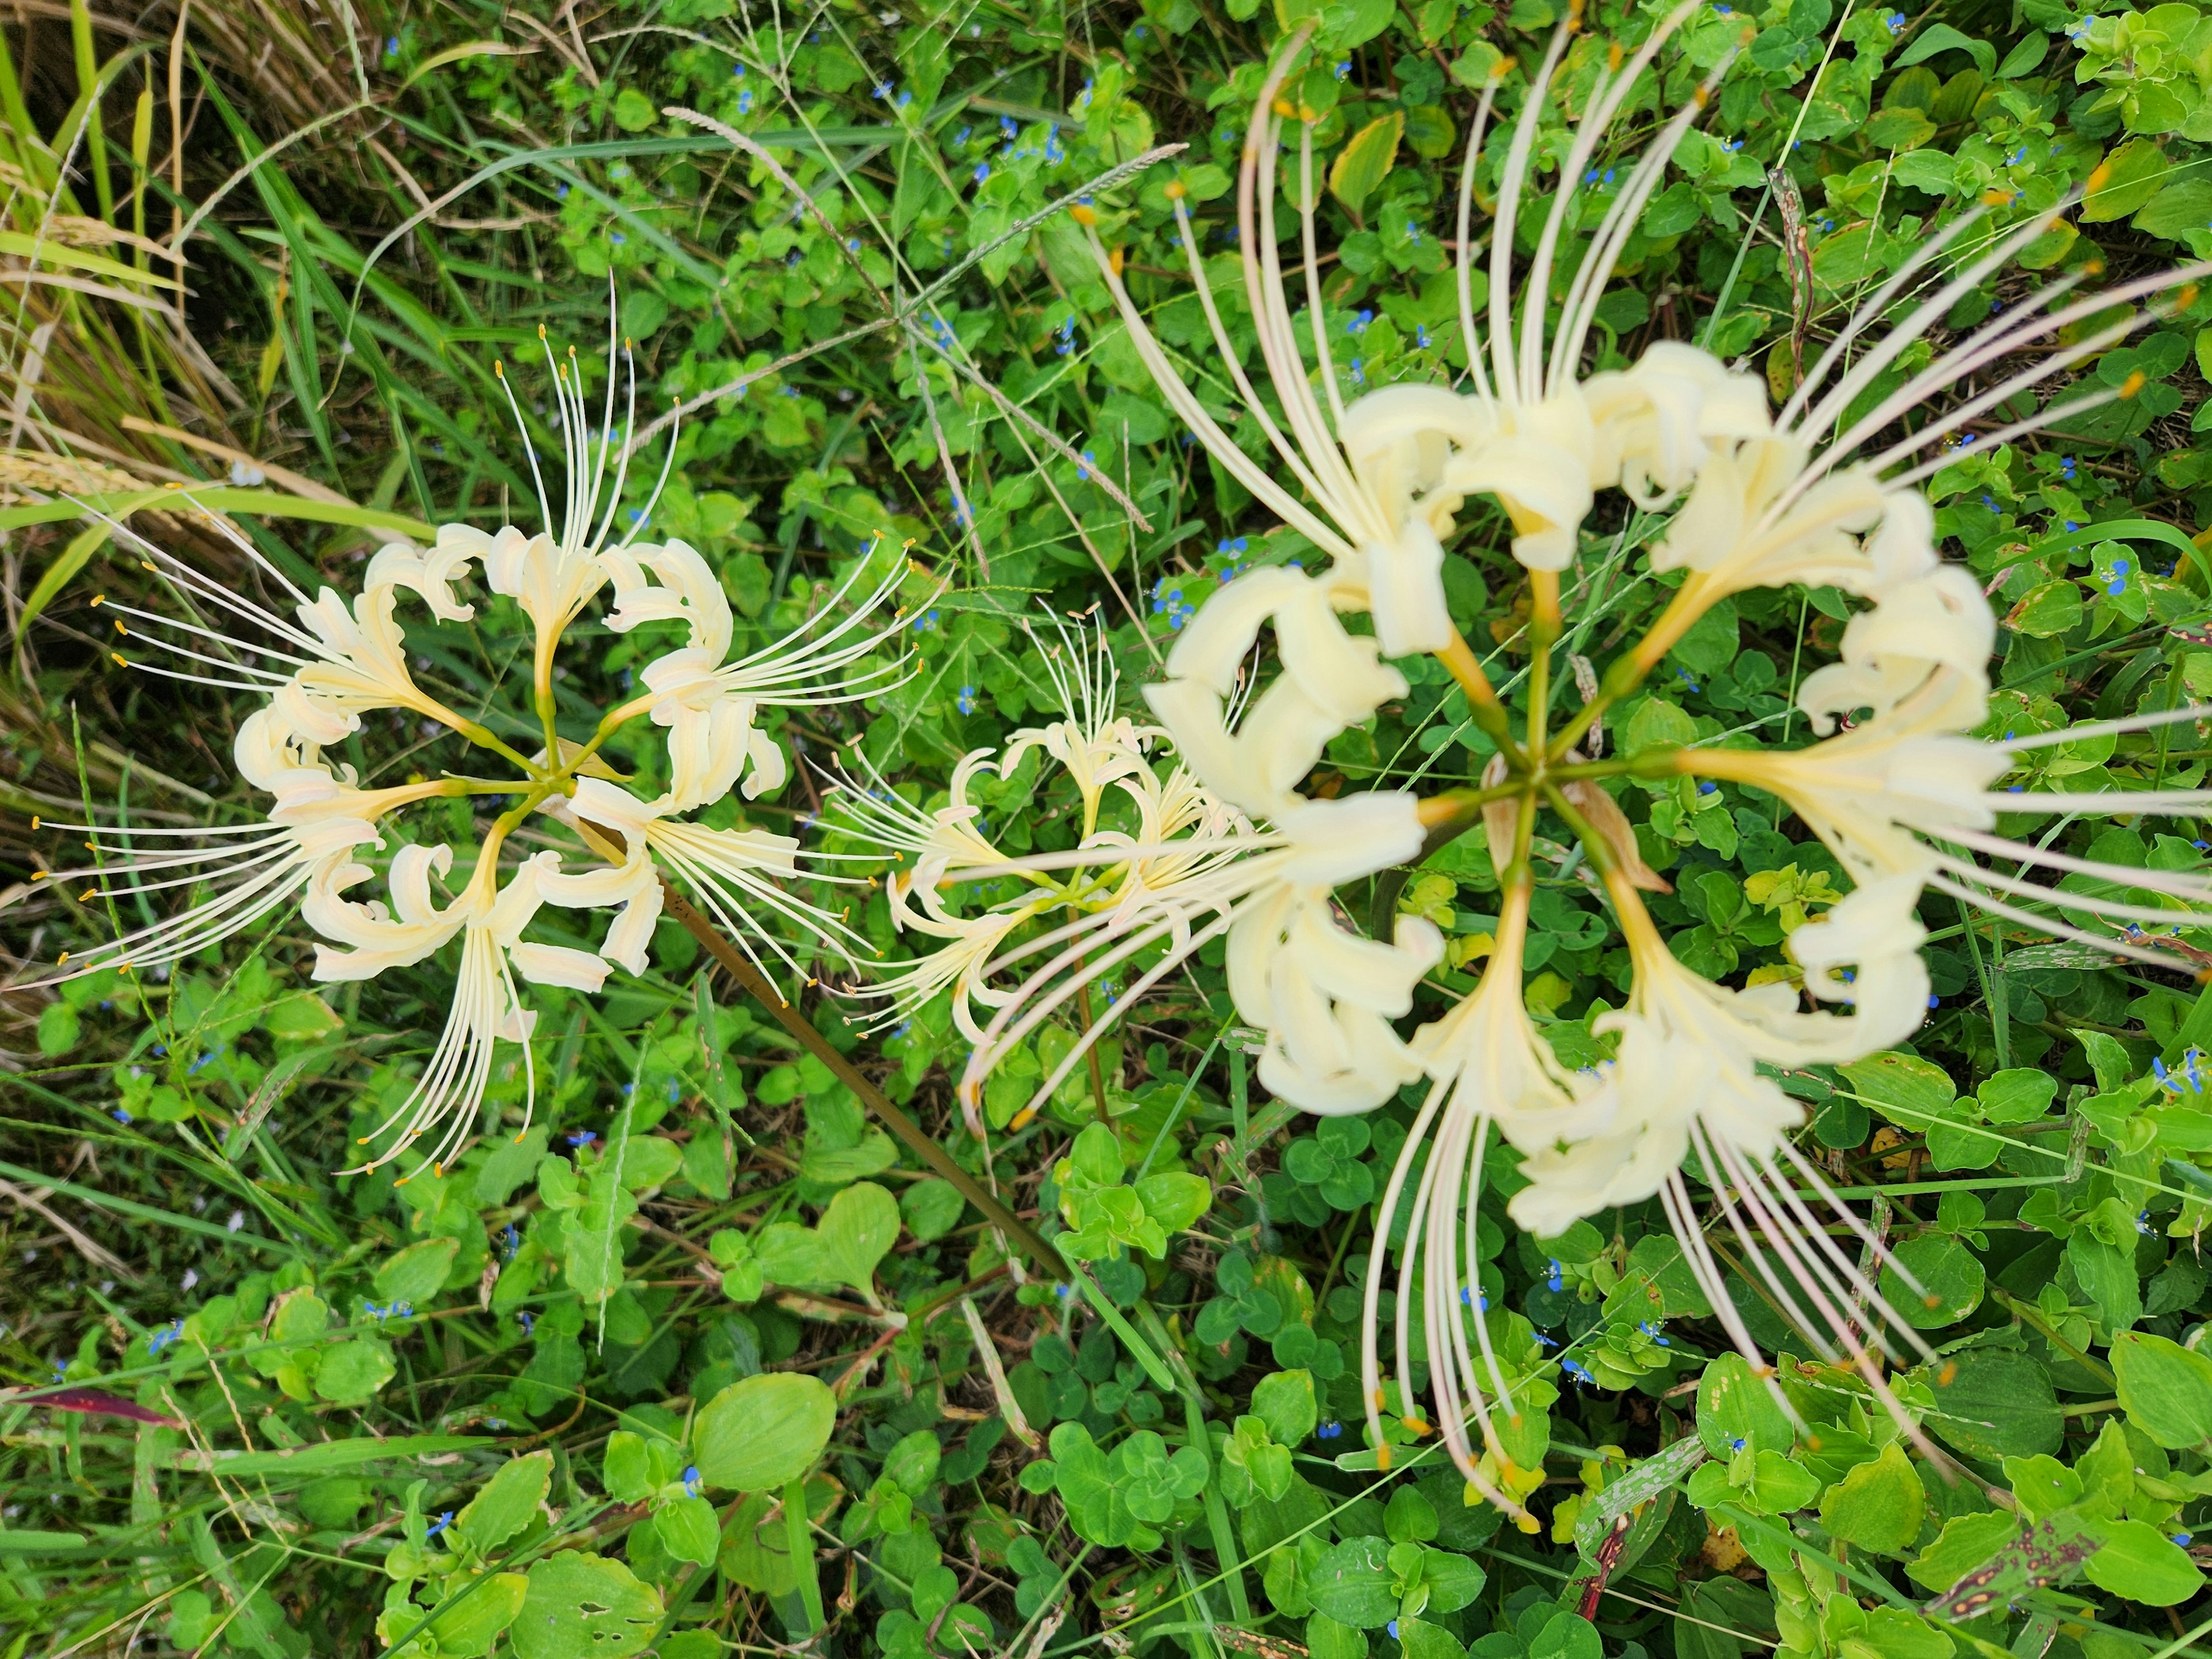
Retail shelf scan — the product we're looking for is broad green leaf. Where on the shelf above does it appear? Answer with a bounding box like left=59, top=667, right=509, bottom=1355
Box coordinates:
left=2083, top=138, right=2173, bottom=222
left=1817, top=1442, right=1925, bottom=1555
left=899, top=1179, right=966, bottom=1243
left=1329, top=112, right=1403, bottom=219
left=455, top=1452, right=552, bottom=1555
left=694, top=1373, right=837, bottom=1492
left=423, top=1572, right=527, bottom=1658
left=1306, top=1612, right=1369, bottom=1659
left=653, top=1496, right=722, bottom=1566
left=1697, top=1351, right=1795, bottom=1456
left=513, top=1552, right=662, bottom=1659
left=2112, top=1330, right=2212, bottom=1449
left=1307, top=1535, right=1397, bottom=1628
left=374, top=1238, right=459, bottom=1307
left=313, top=1340, right=395, bottom=1407
left=1920, top=1347, right=2062, bottom=1461
left=1880, top=1234, right=1984, bottom=1327
left=817, top=1181, right=900, bottom=1296
left=1251, top=1369, right=1317, bottom=1446
left=603, top=1433, right=656, bottom=1505
left=2082, top=1517, right=2206, bottom=1605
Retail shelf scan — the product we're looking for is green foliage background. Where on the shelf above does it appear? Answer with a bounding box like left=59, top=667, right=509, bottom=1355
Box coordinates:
left=9, top=0, right=2212, bottom=1654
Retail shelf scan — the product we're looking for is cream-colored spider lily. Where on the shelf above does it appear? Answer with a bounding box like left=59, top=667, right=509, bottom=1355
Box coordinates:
left=26, top=308, right=903, bottom=1185
left=1685, top=566, right=2212, bottom=973
left=1075, top=3, right=1765, bottom=662
left=601, top=535, right=916, bottom=812
left=944, top=790, right=1442, bottom=1128
left=1142, top=562, right=1404, bottom=821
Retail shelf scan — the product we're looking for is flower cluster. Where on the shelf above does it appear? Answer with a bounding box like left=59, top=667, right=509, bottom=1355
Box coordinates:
left=884, top=9, right=2212, bottom=1512
left=27, top=318, right=911, bottom=1183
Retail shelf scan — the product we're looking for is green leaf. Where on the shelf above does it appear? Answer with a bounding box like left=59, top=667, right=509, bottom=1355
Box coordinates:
left=816, top=1181, right=900, bottom=1297
left=1252, top=1369, right=1318, bottom=1446
left=603, top=1433, right=656, bottom=1505
left=1135, top=1171, right=1211, bottom=1237
left=1920, top=1348, right=2062, bottom=1461
left=653, top=1495, right=722, bottom=1566
left=1308, top=1535, right=1397, bottom=1628
left=899, top=1179, right=966, bottom=1243
left=694, top=1373, right=838, bottom=1491
left=1576, top=1434, right=1706, bottom=1561
left=1395, top=1620, right=1464, bottom=1659
left=1880, top=1233, right=1984, bottom=1327
left=454, top=1452, right=552, bottom=1555
left=19, top=520, right=112, bottom=643
left=2082, top=1517, right=2206, bottom=1605
left=1306, top=1613, right=1369, bottom=1659
left=1817, top=1442, right=1925, bottom=1555
left=423, top=1572, right=527, bottom=1657
left=1977, top=1069, right=2058, bottom=1125
left=1623, top=698, right=1696, bottom=756
left=512, top=1552, right=663, bottom=1659
left=1697, top=1351, right=1796, bottom=1456
left=374, top=1238, right=459, bottom=1308
left=313, top=1340, right=395, bottom=1407
left=1328, top=112, right=1403, bottom=220
left=1907, top=1508, right=2021, bottom=1593
left=2112, top=1330, right=2212, bottom=1449
left=1894, top=21, right=1996, bottom=75
left=2084, top=138, right=2173, bottom=223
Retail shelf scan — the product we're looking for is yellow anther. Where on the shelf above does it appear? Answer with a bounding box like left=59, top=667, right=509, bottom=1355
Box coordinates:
left=495, top=359, right=505, bottom=377
left=2120, top=370, right=2147, bottom=399
left=111, top=652, right=127, bottom=667
left=57, top=950, right=70, bottom=963
left=1694, top=86, right=1710, bottom=107
left=30, top=816, right=40, bottom=830
left=89, top=594, right=103, bottom=607
left=1608, top=41, right=1623, bottom=70
left=31, top=870, right=47, bottom=880
left=1375, top=1444, right=1392, bottom=1471
left=2181, top=284, right=2200, bottom=308
left=115, top=620, right=127, bottom=635
left=1272, top=97, right=1295, bottom=117
left=81, top=889, right=97, bottom=900
left=1069, top=202, right=1097, bottom=228
left=141, top=560, right=156, bottom=572
left=1165, top=179, right=1186, bottom=199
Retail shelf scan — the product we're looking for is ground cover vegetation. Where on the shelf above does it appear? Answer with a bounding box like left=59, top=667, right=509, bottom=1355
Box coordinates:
left=7, top=0, right=2212, bottom=1656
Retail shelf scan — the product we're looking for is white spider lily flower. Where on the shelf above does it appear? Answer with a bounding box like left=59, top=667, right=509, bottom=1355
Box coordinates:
left=1687, top=568, right=2212, bottom=968
left=952, top=790, right=1440, bottom=1128
left=546, top=776, right=868, bottom=983
left=1077, top=6, right=1762, bottom=659
left=603, top=537, right=915, bottom=811
left=1355, top=884, right=1597, bottom=1511
left=1002, top=611, right=1161, bottom=834
left=1141, top=563, right=1405, bottom=820
left=22, top=710, right=433, bottom=982
left=313, top=848, right=608, bottom=1179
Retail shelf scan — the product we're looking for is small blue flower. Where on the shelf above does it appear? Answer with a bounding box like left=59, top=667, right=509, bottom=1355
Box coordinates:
left=1417, top=325, right=1432, bottom=349
left=732, top=62, right=747, bottom=77
left=956, top=685, right=978, bottom=716
left=1388, top=1622, right=1400, bottom=1640
left=1546, top=1259, right=1564, bottom=1293
left=2065, top=520, right=2081, bottom=532
left=1532, top=1331, right=1558, bottom=1347
left=111, top=1107, right=131, bottom=1124
left=2107, top=558, right=2131, bottom=597
left=1561, top=1358, right=1594, bottom=1385
left=1077, top=449, right=1097, bottom=481
left=1730, top=1436, right=1747, bottom=1452
left=501, top=1224, right=519, bottom=1259
left=517, top=1311, right=535, bottom=1335
left=974, top=162, right=991, bottom=184
left=1317, top=1420, right=1342, bottom=1440
left=1697, top=781, right=1718, bottom=796
left=567, top=1130, right=597, bottom=1148
left=1677, top=667, right=1702, bottom=693
left=684, top=1466, right=703, bottom=1498
left=737, top=87, right=754, bottom=115
left=2175, top=1532, right=2195, bottom=1547
left=1927, top=994, right=1940, bottom=1009
left=385, top=36, right=401, bottom=56
left=609, top=231, right=626, bottom=245
left=1346, top=308, right=1373, bottom=336
left=426, top=1511, right=454, bottom=1539
left=1336, top=61, right=1353, bottom=79
left=1884, top=9, right=1906, bottom=31
left=147, top=1320, right=184, bottom=1357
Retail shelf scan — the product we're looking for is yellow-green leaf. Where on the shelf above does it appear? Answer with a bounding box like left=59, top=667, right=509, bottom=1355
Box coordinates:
left=17, top=518, right=112, bottom=639
left=1329, top=112, right=1403, bottom=221
left=0, top=230, right=179, bottom=290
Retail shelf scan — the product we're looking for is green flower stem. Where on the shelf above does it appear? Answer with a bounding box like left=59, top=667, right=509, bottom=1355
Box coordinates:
left=783, top=1474, right=824, bottom=1635
left=1134, top=1300, right=1252, bottom=1625
left=1435, top=626, right=1525, bottom=766
left=605, top=827, right=1069, bottom=1282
